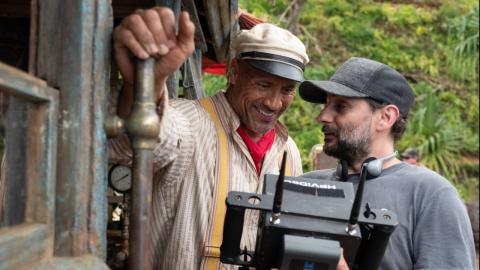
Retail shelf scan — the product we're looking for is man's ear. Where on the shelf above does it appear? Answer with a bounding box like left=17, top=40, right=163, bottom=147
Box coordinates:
left=376, top=105, right=400, bottom=131
left=228, top=59, right=239, bottom=85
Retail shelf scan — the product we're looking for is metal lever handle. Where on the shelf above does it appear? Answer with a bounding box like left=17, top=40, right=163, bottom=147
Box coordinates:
left=103, top=58, right=157, bottom=270
left=126, top=58, right=159, bottom=270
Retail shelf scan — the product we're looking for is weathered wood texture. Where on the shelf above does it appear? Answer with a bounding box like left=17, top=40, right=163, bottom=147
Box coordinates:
left=0, top=62, right=51, bottom=101
left=0, top=0, right=151, bottom=18
left=0, top=61, right=58, bottom=269
left=4, top=98, right=28, bottom=226
left=182, top=48, right=205, bottom=100
left=0, top=224, right=49, bottom=270
left=198, top=0, right=236, bottom=63
left=34, top=255, right=110, bottom=270
left=36, top=0, right=112, bottom=259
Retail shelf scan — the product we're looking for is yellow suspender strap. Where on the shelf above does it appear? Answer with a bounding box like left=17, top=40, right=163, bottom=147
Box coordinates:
left=199, top=97, right=230, bottom=270
left=279, top=147, right=293, bottom=177
left=285, top=156, right=292, bottom=176
left=199, top=97, right=293, bottom=269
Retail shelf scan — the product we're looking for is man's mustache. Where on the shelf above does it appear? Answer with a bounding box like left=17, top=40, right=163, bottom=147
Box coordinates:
left=322, top=125, right=338, bottom=135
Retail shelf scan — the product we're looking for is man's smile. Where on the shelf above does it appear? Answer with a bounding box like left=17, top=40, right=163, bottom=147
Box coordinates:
left=253, top=105, right=276, bottom=122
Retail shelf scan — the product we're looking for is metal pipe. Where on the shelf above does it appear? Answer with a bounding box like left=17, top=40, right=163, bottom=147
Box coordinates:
left=129, top=150, right=153, bottom=269
left=124, top=58, right=160, bottom=270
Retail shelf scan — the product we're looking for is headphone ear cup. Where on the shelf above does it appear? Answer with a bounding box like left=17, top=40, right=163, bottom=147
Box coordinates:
left=366, top=159, right=382, bottom=178
left=336, top=160, right=349, bottom=181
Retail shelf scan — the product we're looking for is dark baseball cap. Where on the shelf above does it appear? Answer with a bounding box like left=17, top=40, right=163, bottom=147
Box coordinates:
left=299, top=57, right=415, bottom=116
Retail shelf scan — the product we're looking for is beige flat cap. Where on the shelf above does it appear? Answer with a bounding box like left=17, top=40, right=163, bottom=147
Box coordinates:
left=231, top=23, right=309, bottom=82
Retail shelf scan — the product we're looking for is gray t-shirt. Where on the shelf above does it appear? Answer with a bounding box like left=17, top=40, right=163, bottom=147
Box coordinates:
left=302, top=162, right=476, bottom=270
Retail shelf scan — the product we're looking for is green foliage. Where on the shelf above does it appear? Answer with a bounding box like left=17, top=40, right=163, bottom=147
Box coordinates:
left=398, top=84, right=466, bottom=181
left=447, top=5, right=479, bottom=81
left=224, top=0, right=480, bottom=188
left=203, top=74, right=227, bottom=96
left=239, top=0, right=288, bottom=24
left=456, top=177, right=479, bottom=203
left=280, top=96, right=324, bottom=171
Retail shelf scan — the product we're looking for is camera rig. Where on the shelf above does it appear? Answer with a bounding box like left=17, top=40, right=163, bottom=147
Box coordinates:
left=220, top=153, right=398, bottom=270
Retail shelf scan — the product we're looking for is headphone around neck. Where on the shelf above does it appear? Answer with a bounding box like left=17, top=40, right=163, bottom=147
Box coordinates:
left=336, top=151, right=398, bottom=181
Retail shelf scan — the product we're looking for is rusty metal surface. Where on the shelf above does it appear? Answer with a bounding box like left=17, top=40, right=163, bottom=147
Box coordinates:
left=36, top=0, right=111, bottom=260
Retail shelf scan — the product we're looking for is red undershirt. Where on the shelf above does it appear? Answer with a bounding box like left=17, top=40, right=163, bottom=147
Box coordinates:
left=237, top=127, right=276, bottom=175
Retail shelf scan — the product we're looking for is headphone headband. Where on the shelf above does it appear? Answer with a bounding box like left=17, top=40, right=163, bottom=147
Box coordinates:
left=336, top=151, right=398, bottom=181
left=365, top=151, right=398, bottom=178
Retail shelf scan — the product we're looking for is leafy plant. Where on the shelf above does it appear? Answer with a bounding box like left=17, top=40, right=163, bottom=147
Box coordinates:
left=226, top=0, right=479, bottom=192
left=398, top=84, right=471, bottom=181
left=447, top=5, right=479, bottom=81
left=203, top=74, right=227, bottom=96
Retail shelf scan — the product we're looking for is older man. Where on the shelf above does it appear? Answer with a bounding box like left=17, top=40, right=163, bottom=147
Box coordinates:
left=109, top=7, right=314, bottom=269
left=299, top=57, right=475, bottom=270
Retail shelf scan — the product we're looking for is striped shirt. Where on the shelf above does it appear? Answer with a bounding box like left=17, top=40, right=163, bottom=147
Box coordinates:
left=108, top=92, right=303, bottom=269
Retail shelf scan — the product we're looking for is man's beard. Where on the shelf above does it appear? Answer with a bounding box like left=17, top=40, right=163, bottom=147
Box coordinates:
left=323, top=121, right=371, bottom=164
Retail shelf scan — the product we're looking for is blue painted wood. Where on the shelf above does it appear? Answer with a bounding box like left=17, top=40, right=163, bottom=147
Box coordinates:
left=23, top=86, right=58, bottom=230
left=203, top=0, right=225, bottom=62
left=182, top=48, right=205, bottom=100
left=0, top=59, right=58, bottom=268
left=0, top=224, right=48, bottom=270
left=36, top=0, right=111, bottom=260
left=183, top=0, right=208, bottom=52
left=0, top=62, right=52, bottom=102
left=0, top=62, right=59, bottom=226
left=34, top=255, right=110, bottom=270
left=88, top=0, right=111, bottom=259
left=3, top=97, right=27, bottom=226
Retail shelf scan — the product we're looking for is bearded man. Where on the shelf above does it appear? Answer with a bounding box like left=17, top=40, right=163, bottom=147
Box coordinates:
left=299, top=57, right=475, bottom=270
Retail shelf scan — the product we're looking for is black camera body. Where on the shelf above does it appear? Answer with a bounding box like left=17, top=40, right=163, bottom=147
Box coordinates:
left=220, top=174, right=398, bottom=270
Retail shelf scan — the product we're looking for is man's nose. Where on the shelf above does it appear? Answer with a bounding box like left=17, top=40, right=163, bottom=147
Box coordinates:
left=264, top=91, right=283, bottom=111
left=317, top=108, right=332, bottom=124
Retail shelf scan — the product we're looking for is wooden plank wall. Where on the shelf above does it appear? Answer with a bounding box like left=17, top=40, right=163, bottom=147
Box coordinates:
left=35, top=0, right=112, bottom=259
